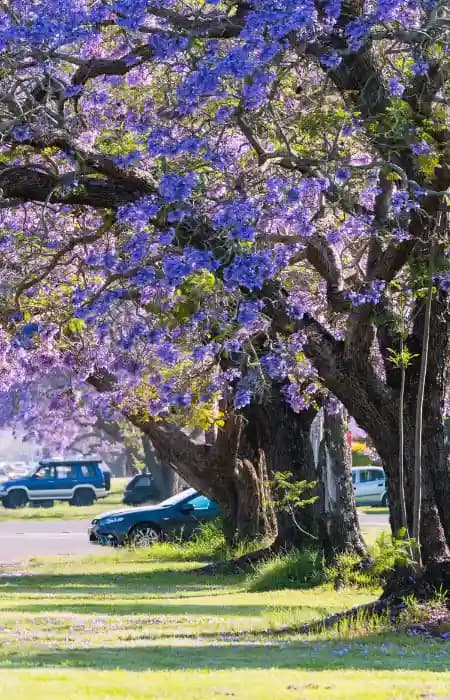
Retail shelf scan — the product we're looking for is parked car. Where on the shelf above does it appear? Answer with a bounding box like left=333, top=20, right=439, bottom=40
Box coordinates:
left=352, top=466, right=387, bottom=506
left=122, top=472, right=155, bottom=505
left=0, top=458, right=110, bottom=509
left=89, top=488, right=219, bottom=547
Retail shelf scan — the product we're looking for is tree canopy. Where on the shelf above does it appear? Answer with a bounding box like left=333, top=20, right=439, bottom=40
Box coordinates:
left=0, top=1, right=448, bottom=556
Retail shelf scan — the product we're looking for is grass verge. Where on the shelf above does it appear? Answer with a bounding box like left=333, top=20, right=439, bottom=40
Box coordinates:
left=0, top=548, right=448, bottom=699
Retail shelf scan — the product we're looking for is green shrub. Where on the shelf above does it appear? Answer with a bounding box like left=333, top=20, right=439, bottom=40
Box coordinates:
left=326, top=531, right=416, bottom=590
left=145, top=519, right=228, bottom=562
left=248, top=549, right=325, bottom=592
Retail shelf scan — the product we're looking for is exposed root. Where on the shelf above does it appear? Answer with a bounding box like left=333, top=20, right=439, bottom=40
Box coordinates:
left=301, top=560, right=450, bottom=635
left=300, top=598, right=391, bottom=634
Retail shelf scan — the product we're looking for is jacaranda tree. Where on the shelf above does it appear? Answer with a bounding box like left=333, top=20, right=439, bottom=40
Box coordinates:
left=0, top=1, right=448, bottom=570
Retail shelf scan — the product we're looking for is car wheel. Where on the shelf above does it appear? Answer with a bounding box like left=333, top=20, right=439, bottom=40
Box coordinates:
left=3, top=489, right=28, bottom=509
left=381, top=493, right=388, bottom=507
left=71, top=489, right=95, bottom=506
left=129, top=524, right=160, bottom=548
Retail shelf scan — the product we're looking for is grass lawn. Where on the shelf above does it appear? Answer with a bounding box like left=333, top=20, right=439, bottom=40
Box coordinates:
left=359, top=507, right=389, bottom=516
left=0, top=550, right=448, bottom=699
left=0, top=477, right=131, bottom=521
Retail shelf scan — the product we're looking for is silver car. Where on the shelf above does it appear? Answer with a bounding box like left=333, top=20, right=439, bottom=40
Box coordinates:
left=352, top=466, right=387, bottom=506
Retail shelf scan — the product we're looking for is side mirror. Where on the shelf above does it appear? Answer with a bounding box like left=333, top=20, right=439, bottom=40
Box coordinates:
left=180, top=503, right=194, bottom=514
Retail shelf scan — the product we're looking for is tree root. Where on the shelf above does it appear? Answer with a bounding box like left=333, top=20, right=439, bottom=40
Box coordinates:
left=301, top=560, right=450, bottom=635
left=300, top=598, right=391, bottom=634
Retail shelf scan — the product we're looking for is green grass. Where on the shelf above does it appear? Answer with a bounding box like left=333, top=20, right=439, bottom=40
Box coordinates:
left=0, top=550, right=448, bottom=699
left=0, top=478, right=130, bottom=520
left=359, top=507, right=389, bottom=516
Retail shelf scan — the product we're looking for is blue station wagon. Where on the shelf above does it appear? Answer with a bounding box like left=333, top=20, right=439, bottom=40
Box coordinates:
left=0, top=459, right=110, bottom=509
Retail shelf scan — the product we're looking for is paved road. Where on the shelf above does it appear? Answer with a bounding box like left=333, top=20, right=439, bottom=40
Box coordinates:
left=0, top=510, right=389, bottom=566
left=358, top=511, right=389, bottom=528
left=0, top=519, right=100, bottom=566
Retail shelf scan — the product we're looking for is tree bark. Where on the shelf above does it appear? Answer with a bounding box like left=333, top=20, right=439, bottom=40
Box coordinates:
left=318, top=400, right=367, bottom=561
left=141, top=436, right=184, bottom=500
left=254, top=397, right=320, bottom=550
left=138, top=413, right=277, bottom=546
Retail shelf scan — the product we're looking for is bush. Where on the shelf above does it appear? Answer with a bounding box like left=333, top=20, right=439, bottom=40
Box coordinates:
left=326, top=531, right=416, bottom=590
left=248, top=549, right=325, bottom=592
left=248, top=532, right=413, bottom=593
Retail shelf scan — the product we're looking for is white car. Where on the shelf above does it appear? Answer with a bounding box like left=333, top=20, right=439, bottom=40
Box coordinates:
left=352, top=466, right=387, bottom=506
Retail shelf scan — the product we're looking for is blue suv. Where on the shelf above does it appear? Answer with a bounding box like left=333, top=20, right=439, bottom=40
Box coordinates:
left=0, top=459, right=110, bottom=509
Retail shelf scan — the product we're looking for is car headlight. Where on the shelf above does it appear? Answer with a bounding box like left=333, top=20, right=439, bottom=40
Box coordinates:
left=102, top=516, right=125, bottom=525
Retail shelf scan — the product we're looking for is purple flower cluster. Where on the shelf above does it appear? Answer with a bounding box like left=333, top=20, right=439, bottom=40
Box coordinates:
left=346, top=280, right=386, bottom=307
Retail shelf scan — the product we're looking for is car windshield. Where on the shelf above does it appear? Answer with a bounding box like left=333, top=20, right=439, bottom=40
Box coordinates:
left=158, top=489, right=196, bottom=507
left=25, top=465, right=39, bottom=477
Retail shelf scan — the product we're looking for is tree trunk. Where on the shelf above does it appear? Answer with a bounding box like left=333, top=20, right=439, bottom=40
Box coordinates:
left=141, top=436, right=184, bottom=500
left=318, top=400, right=367, bottom=561
left=377, top=286, right=450, bottom=563
left=245, top=389, right=365, bottom=557
left=379, top=418, right=449, bottom=565
left=139, top=414, right=277, bottom=546
left=257, top=397, right=320, bottom=550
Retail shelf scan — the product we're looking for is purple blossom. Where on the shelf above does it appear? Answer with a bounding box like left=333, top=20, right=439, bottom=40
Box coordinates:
left=156, top=343, right=179, bottom=365
left=335, top=167, right=351, bottom=182
left=411, top=141, right=432, bottom=156
left=282, top=384, right=310, bottom=413
left=411, top=61, right=429, bottom=76
left=391, top=191, right=420, bottom=214
left=171, top=393, right=192, bottom=407
left=320, top=52, right=342, bottom=69
left=158, top=173, right=198, bottom=203
left=346, top=280, right=386, bottom=307
left=388, top=77, right=405, bottom=97
left=237, top=300, right=264, bottom=326
left=64, top=84, right=83, bottom=98
left=12, top=125, right=32, bottom=141
left=260, top=354, right=288, bottom=380
left=233, top=388, right=252, bottom=409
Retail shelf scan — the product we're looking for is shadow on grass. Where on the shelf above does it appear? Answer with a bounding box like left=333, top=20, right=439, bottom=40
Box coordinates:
left=2, top=601, right=330, bottom=617
left=0, top=637, right=447, bottom=672
left=0, top=569, right=245, bottom=596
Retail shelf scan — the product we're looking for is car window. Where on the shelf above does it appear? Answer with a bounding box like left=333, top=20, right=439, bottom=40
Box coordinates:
left=80, top=464, right=97, bottom=478
left=187, top=494, right=211, bottom=511
left=374, top=469, right=385, bottom=480
left=367, top=470, right=380, bottom=481
left=159, top=488, right=197, bottom=507
left=55, top=465, right=77, bottom=479
left=352, top=472, right=357, bottom=484
left=136, top=475, right=152, bottom=487
left=34, top=466, right=54, bottom=479
left=359, top=470, right=373, bottom=483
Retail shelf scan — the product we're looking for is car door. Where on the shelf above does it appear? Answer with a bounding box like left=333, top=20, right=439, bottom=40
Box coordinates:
left=54, top=464, right=78, bottom=499
left=169, top=494, right=218, bottom=539
left=28, top=465, right=56, bottom=498
left=371, top=468, right=386, bottom=504
left=357, top=469, right=383, bottom=505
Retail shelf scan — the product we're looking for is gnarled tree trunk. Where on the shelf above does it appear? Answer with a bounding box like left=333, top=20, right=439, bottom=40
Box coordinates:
left=138, top=413, right=277, bottom=546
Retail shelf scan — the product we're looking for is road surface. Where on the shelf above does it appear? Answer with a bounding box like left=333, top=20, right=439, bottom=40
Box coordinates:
left=0, top=519, right=101, bottom=566
left=0, top=510, right=389, bottom=566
